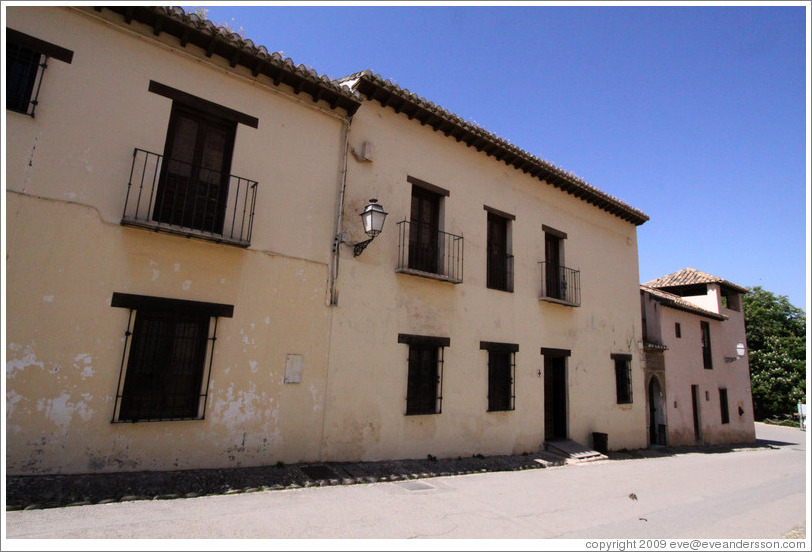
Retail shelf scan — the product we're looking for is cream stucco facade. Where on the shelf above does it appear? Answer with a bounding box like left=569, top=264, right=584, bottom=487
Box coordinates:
left=6, top=6, right=650, bottom=476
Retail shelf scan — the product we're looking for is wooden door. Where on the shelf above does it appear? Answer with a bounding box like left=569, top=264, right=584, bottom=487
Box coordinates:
left=154, top=104, right=236, bottom=233
left=544, top=356, right=567, bottom=440
left=408, top=186, right=440, bottom=273
left=545, top=232, right=561, bottom=299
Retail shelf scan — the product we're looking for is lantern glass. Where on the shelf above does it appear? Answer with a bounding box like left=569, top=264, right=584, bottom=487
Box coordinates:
left=360, top=199, right=387, bottom=237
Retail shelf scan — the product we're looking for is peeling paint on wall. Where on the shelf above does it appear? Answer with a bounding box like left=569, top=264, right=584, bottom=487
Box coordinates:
left=74, top=353, right=94, bottom=378
left=213, top=383, right=280, bottom=439
left=6, top=343, right=44, bottom=379
left=6, top=390, right=26, bottom=421
left=309, top=384, right=321, bottom=411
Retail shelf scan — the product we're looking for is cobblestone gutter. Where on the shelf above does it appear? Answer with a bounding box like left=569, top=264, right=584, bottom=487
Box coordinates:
left=5, top=453, right=557, bottom=511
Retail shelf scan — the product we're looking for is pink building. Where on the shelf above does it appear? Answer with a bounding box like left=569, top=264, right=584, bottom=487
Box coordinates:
left=640, top=268, right=756, bottom=447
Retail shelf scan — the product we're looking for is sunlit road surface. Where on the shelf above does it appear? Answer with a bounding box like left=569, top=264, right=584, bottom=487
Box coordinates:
left=4, top=423, right=807, bottom=541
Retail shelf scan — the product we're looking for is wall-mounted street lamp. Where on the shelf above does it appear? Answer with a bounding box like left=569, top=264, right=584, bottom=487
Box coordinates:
left=725, top=342, right=747, bottom=363
left=352, top=198, right=388, bottom=256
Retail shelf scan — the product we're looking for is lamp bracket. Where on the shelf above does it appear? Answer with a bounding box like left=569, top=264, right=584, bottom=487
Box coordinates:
left=353, top=237, right=374, bottom=257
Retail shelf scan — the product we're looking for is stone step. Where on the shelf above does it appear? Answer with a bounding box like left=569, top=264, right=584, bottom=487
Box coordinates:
left=545, top=439, right=608, bottom=462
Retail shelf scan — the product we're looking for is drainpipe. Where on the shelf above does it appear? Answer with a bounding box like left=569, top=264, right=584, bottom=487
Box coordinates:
left=329, top=115, right=352, bottom=306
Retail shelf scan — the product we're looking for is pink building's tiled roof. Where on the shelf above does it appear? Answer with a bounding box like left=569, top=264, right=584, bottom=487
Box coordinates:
left=643, top=267, right=748, bottom=294
left=640, top=285, right=728, bottom=321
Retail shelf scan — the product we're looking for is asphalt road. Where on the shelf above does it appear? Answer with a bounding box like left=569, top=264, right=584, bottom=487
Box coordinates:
left=3, top=423, right=808, bottom=543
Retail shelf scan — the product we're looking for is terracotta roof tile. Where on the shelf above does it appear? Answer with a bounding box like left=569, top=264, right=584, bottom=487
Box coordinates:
left=336, top=71, right=649, bottom=226
left=101, top=7, right=649, bottom=226
left=100, top=6, right=362, bottom=115
left=643, top=268, right=748, bottom=293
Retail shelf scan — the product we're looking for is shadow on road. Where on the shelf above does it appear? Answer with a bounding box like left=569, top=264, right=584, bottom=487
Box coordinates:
left=7, top=428, right=803, bottom=512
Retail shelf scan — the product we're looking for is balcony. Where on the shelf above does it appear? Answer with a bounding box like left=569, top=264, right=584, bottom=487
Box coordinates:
left=121, top=148, right=257, bottom=247
left=395, top=220, right=464, bottom=283
left=487, top=253, right=514, bottom=292
left=539, top=261, right=580, bottom=306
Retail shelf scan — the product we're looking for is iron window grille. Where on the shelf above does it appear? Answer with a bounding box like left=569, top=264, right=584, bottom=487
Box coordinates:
left=539, top=262, right=581, bottom=306
left=481, top=342, right=518, bottom=412
left=110, top=293, right=233, bottom=423
left=399, top=334, right=449, bottom=415
left=6, top=29, right=73, bottom=117
left=612, top=354, right=633, bottom=404
left=396, top=220, right=464, bottom=283
left=122, top=148, right=258, bottom=246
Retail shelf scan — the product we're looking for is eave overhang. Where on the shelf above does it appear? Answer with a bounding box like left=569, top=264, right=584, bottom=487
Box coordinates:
left=339, top=71, right=650, bottom=226
left=640, top=286, right=728, bottom=321
left=94, top=6, right=362, bottom=116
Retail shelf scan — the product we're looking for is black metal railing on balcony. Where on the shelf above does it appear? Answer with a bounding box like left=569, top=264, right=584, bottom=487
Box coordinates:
left=539, top=261, right=581, bottom=306
left=396, top=220, right=464, bottom=283
left=487, top=253, right=514, bottom=292
left=121, top=148, right=257, bottom=247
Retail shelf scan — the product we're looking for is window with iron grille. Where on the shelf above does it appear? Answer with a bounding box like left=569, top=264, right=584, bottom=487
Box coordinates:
left=701, top=321, right=713, bottom=369
left=612, top=354, right=633, bottom=404
left=111, top=293, right=233, bottom=422
left=6, top=29, right=73, bottom=117
left=481, top=341, right=518, bottom=411
left=399, top=334, right=449, bottom=415
left=719, top=388, right=730, bottom=424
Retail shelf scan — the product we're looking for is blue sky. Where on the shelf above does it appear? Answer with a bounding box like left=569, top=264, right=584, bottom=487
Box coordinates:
left=200, top=2, right=809, bottom=311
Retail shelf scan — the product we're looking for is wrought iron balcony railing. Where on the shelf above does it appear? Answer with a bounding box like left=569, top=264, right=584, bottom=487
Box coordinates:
left=396, top=220, right=464, bottom=283
left=121, top=148, right=257, bottom=247
left=539, top=261, right=581, bottom=306
left=487, top=253, right=514, bottom=292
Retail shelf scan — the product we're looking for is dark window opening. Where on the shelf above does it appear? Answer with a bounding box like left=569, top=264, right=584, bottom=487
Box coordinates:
left=544, top=231, right=563, bottom=299
left=487, top=211, right=513, bottom=292
left=720, top=288, right=740, bottom=311
left=6, top=29, right=73, bottom=117
left=540, top=226, right=580, bottom=306
left=701, top=321, right=713, bottom=369
left=482, top=342, right=518, bottom=412
left=399, top=334, right=448, bottom=415
left=6, top=42, right=41, bottom=115
left=612, top=354, right=633, bottom=404
left=408, top=185, right=442, bottom=274
left=675, top=322, right=682, bottom=338
left=719, top=388, right=730, bottom=424
left=111, top=293, right=233, bottom=422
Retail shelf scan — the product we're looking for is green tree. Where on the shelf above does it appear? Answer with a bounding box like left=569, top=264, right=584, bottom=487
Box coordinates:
left=742, top=286, right=806, bottom=419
